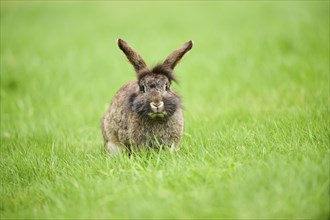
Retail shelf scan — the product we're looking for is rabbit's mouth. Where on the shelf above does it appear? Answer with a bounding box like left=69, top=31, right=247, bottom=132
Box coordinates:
left=149, top=101, right=166, bottom=118
left=148, top=112, right=167, bottom=119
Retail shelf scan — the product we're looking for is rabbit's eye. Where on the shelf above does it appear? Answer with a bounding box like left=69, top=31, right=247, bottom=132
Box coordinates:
left=165, top=84, right=170, bottom=91
left=140, top=85, right=146, bottom=93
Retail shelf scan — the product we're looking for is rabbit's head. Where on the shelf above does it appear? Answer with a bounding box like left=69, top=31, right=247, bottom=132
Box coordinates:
left=117, top=39, right=193, bottom=119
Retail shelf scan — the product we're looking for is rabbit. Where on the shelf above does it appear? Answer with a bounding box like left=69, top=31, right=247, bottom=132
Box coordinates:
left=102, top=38, right=193, bottom=154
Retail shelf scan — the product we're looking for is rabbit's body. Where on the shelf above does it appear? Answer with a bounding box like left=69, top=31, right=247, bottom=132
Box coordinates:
left=102, top=81, right=184, bottom=150
left=102, top=39, right=192, bottom=154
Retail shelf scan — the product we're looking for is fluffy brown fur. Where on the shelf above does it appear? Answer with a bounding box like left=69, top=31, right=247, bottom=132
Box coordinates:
left=102, top=39, right=193, bottom=154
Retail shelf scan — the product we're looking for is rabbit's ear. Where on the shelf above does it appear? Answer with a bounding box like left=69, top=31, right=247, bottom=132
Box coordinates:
left=162, top=40, right=193, bottom=70
left=117, top=39, right=148, bottom=72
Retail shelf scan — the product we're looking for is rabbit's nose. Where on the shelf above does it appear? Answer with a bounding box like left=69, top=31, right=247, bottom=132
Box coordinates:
left=150, top=101, right=164, bottom=112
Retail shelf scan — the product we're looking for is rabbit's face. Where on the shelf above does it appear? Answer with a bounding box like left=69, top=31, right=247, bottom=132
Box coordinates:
left=131, top=74, right=181, bottom=119
left=117, top=38, right=192, bottom=120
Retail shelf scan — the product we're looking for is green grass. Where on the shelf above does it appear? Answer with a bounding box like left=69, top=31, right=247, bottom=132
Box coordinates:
left=1, top=1, right=329, bottom=219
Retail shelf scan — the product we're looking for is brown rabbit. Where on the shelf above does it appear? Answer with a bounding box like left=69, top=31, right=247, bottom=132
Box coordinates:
left=102, top=39, right=193, bottom=154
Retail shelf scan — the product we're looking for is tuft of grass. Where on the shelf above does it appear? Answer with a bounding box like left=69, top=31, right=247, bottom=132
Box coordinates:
left=1, top=1, right=329, bottom=219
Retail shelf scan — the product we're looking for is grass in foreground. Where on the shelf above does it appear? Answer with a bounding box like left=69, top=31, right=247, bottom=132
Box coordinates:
left=1, top=1, right=329, bottom=219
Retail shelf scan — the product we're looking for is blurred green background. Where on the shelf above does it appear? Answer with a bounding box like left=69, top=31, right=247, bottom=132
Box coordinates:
left=1, top=1, right=329, bottom=219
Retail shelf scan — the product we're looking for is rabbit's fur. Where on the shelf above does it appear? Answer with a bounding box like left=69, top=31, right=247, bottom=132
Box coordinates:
left=102, top=39, right=193, bottom=154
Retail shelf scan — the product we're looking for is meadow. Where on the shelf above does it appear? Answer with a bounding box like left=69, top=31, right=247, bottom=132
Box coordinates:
left=1, top=1, right=329, bottom=219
